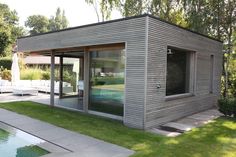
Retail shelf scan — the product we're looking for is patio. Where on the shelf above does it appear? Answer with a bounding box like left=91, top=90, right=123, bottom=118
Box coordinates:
left=0, top=93, right=83, bottom=111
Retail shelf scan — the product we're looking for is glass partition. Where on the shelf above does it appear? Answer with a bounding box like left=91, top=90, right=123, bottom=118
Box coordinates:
left=61, top=57, right=83, bottom=97
left=89, top=49, right=125, bottom=116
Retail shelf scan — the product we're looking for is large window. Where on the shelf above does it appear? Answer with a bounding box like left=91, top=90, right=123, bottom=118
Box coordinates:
left=166, top=47, right=191, bottom=96
left=89, top=49, right=125, bottom=116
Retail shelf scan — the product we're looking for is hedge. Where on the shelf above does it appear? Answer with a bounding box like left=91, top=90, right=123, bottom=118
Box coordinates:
left=218, top=98, right=236, bottom=118
left=0, top=57, right=12, bottom=70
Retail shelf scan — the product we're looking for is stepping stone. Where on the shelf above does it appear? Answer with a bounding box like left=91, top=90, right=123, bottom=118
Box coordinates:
left=161, top=122, right=195, bottom=133
left=189, top=114, right=216, bottom=121
left=149, top=128, right=181, bottom=137
left=176, top=118, right=206, bottom=127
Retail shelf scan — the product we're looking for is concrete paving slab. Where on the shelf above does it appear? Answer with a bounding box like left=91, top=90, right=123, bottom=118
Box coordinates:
left=33, top=127, right=82, bottom=141
left=162, top=122, right=195, bottom=132
left=149, top=128, right=181, bottom=137
left=18, top=121, right=56, bottom=133
left=37, top=142, right=70, bottom=153
left=41, top=152, right=72, bottom=157
left=176, top=117, right=208, bottom=127
left=77, top=142, right=134, bottom=157
left=51, top=133, right=102, bottom=150
left=150, top=108, right=223, bottom=136
left=189, top=114, right=217, bottom=121
left=3, top=116, right=39, bottom=126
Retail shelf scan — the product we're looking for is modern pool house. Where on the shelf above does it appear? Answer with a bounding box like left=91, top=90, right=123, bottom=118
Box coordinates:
left=17, top=14, right=223, bottom=129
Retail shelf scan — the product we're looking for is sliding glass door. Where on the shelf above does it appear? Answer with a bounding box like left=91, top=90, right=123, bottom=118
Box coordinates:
left=89, top=49, right=125, bottom=116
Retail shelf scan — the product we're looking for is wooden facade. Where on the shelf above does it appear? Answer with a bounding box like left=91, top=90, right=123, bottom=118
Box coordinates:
left=17, top=14, right=222, bottom=129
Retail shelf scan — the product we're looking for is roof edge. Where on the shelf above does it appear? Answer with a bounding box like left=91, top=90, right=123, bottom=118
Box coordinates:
left=147, top=14, right=222, bottom=43
left=18, top=14, right=148, bottom=39
left=18, top=13, right=222, bottom=43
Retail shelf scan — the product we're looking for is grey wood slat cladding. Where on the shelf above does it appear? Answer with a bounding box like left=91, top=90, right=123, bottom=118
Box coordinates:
left=17, top=15, right=222, bottom=129
left=145, top=17, right=222, bottom=128
left=18, top=17, right=147, bottom=129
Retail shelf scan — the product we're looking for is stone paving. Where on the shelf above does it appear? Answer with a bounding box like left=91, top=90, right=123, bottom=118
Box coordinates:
left=0, top=109, right=134, bottom=157
left=150, top=108, right=223, bottom=137
left=0, top=93, right=83, bottom=110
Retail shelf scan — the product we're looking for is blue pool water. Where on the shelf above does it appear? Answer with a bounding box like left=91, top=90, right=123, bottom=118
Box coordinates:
left=91, top=88, right=124, bottom=103
left=0, top=122, right=49, bottom=157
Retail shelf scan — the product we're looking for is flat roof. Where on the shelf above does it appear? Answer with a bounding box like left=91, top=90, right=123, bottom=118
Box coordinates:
left=18, top=14, right=222, bottom=43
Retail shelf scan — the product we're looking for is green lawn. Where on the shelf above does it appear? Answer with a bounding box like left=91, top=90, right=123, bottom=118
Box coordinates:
left=0, top=101, right=236, bottom=157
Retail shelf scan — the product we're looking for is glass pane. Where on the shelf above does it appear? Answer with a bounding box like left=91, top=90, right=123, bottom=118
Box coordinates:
left=62, top=57, right=80, bottom=96
left=166, top=48, right=190, bottom=96
left=89, top=49, right=125, bottom=116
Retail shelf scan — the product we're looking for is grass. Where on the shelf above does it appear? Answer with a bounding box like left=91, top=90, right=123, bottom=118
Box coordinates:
left=0, top=101, right=236, bottom=157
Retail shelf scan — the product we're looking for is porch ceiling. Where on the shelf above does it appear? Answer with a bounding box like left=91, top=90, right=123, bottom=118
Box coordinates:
left=19, top=43, right=125, bottom=57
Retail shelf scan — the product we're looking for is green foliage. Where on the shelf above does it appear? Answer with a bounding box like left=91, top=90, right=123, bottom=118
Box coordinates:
left=0, top=57, right=12, bottom=70
left=85, top=0, right=120, bottom=21
left=0, top=67, right=11, bottom=80
left=20, top=67, right=50, bottom=80
left=42, top=71, right=50, bottom=80
left=25, top=7, right=69, bottom=35
left=25, top=15, right=49, bottom=35
left=16, top=145, right=49, bottom=157
left=122, top=0, right=144, bottom=17
left=227, top=54, right=236, bottom=97
left=48, top=8, right=68, bottom=31
left=62, top=66, right=76, bottom=91
left=20, top=68, right=42, bottom=80
left=0, top=128, right=10, bottom=141
left=0, top=3, right=24, bottom=56
left=218, top=98, right=236, bottom=118
left=0, top=30, right=11, bottom=55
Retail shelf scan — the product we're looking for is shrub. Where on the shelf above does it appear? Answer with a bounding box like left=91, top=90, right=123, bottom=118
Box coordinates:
left=42, top=71, right=50, bottom=80
left=0, top=57, right=12, bottom=70
left=20, top=68, right=43, bottom=80
left=218, top=98, right=236, bottom=117
left=0, top=68, right=11, bottom=80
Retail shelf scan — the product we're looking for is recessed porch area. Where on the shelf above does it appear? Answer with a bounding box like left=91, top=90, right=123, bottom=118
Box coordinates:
left=30, top=43, right=125, bottom=120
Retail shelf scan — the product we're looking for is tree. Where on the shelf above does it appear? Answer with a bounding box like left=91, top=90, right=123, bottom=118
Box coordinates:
left=0, top=3, right=24, bottom=56
left=122, top=0, right=147, bottom=17
left=25, top=8, right=69, bottom=35
left=25, top=15, right=49, bottom=35
left=149, top=0, right=187, bottom=27
left=85, top=0, right=120, bottom=21
left=220, top=0, right=236, bottom=98
left=85, top=0, right=101, bottom=22
left=48, top=8, right=69, bottom=31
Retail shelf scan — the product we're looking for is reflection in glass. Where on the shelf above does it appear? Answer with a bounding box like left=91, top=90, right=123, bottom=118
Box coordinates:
left=62, top=57, right=82, bottom=96
left=166, top=47, right=190, bottom=96
left=89, top=49, right=125, bottom=116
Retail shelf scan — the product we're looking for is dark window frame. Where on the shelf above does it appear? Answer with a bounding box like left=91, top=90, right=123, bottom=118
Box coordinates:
left=165, top=46, right=196, bottom=99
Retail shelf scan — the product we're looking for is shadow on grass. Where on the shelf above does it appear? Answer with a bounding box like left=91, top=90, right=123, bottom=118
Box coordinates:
left=0, top=102, right=236, bottom=157
left=152, top=117, right=236, bottom=157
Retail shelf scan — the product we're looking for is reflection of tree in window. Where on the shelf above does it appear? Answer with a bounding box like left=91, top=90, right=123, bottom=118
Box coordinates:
left=89, top=49, right=125, bottom=116
left=166, top=48, right=190, bottom=96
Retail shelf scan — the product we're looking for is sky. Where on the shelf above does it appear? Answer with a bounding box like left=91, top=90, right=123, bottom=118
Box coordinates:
left=0, top=0, right=122, bottom=27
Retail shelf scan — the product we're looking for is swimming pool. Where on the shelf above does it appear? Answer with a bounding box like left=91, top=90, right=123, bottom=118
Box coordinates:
left=0, top=122, right=49, bottom=157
